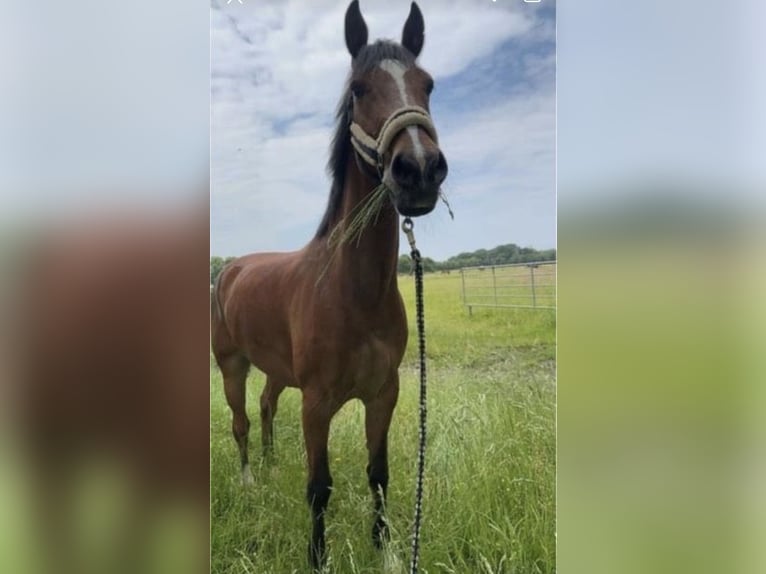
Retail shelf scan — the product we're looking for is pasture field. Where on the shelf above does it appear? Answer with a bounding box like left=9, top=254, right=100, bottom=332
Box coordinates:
left=211, top=272, right=556, bottom=573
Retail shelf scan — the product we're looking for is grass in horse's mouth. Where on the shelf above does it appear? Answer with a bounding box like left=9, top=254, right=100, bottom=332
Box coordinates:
left=316, top=183, right=391, bottom=284
left=319, top=184, right=454, bottom=282
left=327, top=183, right=391, bottom=251
left=439, top=190, right=455, bottom=220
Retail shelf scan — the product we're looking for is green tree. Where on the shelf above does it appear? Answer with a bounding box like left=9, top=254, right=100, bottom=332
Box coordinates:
left=210, top=256, right=237, bottom=285
left=210, top=256, right=224, bottom=285
left=397, top=254, right=412, bottom=275
left=421, top=256, right=438, bottom=273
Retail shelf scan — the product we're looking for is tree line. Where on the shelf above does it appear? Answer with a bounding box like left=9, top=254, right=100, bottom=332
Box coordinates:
left=210, top=256, right=236, bottom=286
left=397, top=243, right=556, bottom=274
left=211, top=243, right=555, bottom=284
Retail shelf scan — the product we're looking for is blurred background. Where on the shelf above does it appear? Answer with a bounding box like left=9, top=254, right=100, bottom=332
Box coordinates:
left=1, top=0, right=764, bottom=573
left=557, top=1, right=765, bottom=573
left=0, top=2, right=210, bottom=574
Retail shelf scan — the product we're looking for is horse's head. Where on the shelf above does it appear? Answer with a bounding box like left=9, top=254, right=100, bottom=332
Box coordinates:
left=344, top=1, right=448, bottom=218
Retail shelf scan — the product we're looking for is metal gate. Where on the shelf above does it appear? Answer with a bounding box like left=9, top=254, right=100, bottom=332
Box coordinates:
left=459, top=261, right=556, bottom=314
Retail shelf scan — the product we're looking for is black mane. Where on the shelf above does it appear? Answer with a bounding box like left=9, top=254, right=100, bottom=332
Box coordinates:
left=314, top=41, right=417, bottom=238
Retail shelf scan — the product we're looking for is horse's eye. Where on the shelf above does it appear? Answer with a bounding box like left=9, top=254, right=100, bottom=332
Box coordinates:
left=425, top=78, right=434, bottom=95
left=350, top=80, right=367, bottom=98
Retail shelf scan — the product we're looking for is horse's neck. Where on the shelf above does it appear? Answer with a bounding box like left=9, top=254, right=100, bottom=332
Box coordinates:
left=332, top=161, right=400, bottom=302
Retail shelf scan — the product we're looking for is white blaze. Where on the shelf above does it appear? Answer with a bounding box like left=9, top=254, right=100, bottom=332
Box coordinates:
left=378, top=59, right=426, bottom=168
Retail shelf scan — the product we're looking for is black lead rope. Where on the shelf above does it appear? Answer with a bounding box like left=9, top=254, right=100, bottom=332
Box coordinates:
left=402, top=217, right=427, bottom=574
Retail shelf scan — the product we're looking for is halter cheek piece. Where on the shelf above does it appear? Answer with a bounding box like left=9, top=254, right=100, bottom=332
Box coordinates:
left=350, top=106, right=438, bottom=179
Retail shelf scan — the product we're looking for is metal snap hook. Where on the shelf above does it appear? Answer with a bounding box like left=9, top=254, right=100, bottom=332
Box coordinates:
left=402, top=217, right=417, bottom=251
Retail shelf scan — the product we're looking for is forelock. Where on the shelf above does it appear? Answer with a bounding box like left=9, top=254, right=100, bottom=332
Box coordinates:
left=352, top=40, right=415, bottom=75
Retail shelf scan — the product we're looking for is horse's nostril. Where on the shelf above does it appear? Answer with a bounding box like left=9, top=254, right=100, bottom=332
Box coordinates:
left=425, top=152, right=448, bottom=186
left=391, top=153, right=420, bottom=188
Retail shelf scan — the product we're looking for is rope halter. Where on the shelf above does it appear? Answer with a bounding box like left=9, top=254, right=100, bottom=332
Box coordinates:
left=350, top=105, right=438, bottom=179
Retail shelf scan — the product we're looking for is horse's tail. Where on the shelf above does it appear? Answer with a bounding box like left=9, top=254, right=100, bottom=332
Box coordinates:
left=211, top=268, right=226, bottom=329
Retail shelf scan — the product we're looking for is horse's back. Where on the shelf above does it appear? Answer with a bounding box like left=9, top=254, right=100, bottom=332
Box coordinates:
left=215, top=250, right=304, bottom=319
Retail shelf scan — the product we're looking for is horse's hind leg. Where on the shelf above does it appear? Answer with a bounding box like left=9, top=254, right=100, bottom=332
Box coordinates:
left=260, top=376, right=285, bottom=456
left=364, top=376, right=399, bottom=548
left=219, top=354, right=253, bottom=485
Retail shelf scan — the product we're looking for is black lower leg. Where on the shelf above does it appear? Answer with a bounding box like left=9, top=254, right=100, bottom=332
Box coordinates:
left=367, top=443, right=389, bottom=548
left=306, top=477, right=332, bottom=569
left=260, top=402, right=274, bottom=457
left=232, top=416, right=250, bottom=471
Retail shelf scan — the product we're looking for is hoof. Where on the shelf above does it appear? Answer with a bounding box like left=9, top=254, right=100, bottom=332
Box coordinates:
left=308, top=539, right=326, bottom=571
left=262, top=446, right=276, bottom=465
left=241, top=464, right=255, bottom=486
left=372, top=517, right=389, bottom=549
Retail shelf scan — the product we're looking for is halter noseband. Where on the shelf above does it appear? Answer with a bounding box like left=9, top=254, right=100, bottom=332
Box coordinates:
left=350, top=105, right=438, bottom=178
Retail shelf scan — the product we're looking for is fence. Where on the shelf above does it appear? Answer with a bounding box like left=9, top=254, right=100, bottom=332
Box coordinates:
left=459, top=261, right=556, bottom=314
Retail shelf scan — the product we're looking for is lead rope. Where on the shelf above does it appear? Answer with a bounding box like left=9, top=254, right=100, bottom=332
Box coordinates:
left=402, top=217, right=427, bottom=574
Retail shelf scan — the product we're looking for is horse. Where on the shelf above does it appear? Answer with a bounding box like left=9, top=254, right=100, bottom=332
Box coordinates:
left=211, top=1, right=448, bottom=568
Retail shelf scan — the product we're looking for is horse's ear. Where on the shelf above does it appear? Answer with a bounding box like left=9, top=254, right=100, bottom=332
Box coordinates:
left=345, top=1, right=368, bottom=59
left=401, top=2, right=424, bottom=58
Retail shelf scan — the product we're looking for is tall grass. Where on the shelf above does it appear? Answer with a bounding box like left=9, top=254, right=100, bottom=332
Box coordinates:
left=211, top=273, right=556, bottom=573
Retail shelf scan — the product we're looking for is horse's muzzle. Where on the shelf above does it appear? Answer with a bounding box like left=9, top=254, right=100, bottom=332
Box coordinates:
left=387, top=149, right=447, bottom=217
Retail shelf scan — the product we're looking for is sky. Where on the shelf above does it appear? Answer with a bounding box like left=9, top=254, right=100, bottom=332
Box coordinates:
left=211, top=0, right=556, bottom=260
left=2, top=1, right=761, bottom=238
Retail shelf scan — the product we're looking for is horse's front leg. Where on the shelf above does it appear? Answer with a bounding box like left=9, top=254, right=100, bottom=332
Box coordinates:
left=364, top=375, right=399, bottom=548
left=302, top=388, right=336, bottom=570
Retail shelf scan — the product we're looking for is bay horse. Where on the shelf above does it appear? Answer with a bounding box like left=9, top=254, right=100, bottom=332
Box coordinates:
left=211, top=1, right=447, bottom=568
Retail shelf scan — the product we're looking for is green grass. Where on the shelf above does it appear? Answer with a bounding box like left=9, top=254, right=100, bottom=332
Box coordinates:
left=211, top=273, right=556, bottom=573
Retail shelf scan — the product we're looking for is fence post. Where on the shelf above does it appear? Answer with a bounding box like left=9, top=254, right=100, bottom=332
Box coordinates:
left=529, top=265, right=537, bottom=308
left=460, top=268, right=467, bottom=309
left=492, top=266, right=497, bottom=306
